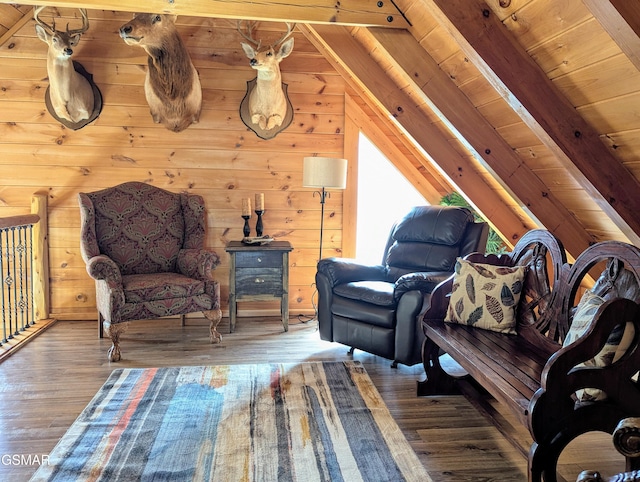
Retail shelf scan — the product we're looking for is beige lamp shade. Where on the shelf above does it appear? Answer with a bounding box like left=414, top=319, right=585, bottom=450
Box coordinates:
left=302, top=157, right=348, bottom=189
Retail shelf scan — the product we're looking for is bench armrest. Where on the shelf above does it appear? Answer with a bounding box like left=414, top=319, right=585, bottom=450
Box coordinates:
left=419, top=275, right=455, bottom=322
left=530, top=298, right=640, bottom=441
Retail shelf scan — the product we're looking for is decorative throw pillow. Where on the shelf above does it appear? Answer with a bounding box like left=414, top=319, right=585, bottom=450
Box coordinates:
left=444, top=258, right=527, bottom=335
left=563, top=291, right=605, bottom=346
left=563, top=290, right=636, bottom=402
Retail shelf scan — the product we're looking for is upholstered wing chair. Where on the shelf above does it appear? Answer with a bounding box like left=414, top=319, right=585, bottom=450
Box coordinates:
left=316, top=205, right=489, bottom=368
left=79, top=181, right=222, bottom=362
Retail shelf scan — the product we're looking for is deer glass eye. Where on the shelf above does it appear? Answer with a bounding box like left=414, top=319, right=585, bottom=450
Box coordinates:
left=266, top=51, right=273, bottom=56
left=153, top=15, right=161, bottom=23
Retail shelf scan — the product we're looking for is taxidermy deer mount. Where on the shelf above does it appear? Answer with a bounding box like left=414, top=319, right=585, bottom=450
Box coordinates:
left=238, top=21, right=295, bottom=139
left=119, top=13, right=202, bottom=133
left=34, top=6, right=101, bottom=129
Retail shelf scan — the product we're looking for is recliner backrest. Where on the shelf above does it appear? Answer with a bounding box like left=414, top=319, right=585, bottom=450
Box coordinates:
left=459, top=222, right=488, bottom=257
left=384, top=206, right=477, bottom=280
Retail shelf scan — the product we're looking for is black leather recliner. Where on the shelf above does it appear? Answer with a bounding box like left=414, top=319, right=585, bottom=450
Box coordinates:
left=316, top=205, right=489, bottom=367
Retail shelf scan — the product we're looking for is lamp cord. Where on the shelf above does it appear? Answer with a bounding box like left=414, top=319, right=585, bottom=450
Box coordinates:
left=297, top=284, right=318, bottom=324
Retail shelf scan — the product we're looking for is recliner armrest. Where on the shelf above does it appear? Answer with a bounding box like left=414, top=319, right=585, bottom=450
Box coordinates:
left=317, top=258, right=388, bottom=288
left=178, top=249, right=221, bottom=280
left=394, top=271, right=451, bottom=301
left=85, top=255, right=123, bottom=285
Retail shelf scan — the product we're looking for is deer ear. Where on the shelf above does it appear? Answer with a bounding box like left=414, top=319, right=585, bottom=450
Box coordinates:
left=35, top=24, right=49, bottom=42
left=241, top=42, right=255, bottom=59
left=277, top=37, right=294, bottom=60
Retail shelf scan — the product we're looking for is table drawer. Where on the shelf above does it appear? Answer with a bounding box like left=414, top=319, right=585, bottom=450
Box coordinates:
left=236, top=268, right=283, bottom=296
left=235, top=251, right=282, bottom=268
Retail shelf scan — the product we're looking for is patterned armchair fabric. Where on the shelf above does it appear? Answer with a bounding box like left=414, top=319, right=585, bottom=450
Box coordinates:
left=79, top=182, right=222, bottom=361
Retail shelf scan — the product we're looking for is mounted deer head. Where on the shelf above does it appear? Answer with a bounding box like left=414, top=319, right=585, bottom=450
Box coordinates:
left=238, top=21, right=295, bottom=131
left=119, top=13, right=202, bottom=133
left=34, top=7, right=94, bottom=124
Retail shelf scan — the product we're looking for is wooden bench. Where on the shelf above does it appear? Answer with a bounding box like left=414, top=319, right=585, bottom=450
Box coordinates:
left=417, top=229, right=640, bottom=482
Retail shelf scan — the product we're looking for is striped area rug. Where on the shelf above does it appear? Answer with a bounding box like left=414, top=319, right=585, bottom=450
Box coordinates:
left=30, top=361, right=432, bottom=481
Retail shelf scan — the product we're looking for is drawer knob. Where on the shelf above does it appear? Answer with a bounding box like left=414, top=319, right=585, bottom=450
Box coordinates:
left=257, top=257, right=262, bottom=263
left=255, top=278, right=265, bottom=283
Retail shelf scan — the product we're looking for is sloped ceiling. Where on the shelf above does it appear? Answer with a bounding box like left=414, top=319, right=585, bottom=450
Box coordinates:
left=2, top=0, right=639, bottom=261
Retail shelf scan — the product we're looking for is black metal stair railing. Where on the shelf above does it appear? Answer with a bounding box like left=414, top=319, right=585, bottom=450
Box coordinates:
left=0, top=215, right=40, bottom=345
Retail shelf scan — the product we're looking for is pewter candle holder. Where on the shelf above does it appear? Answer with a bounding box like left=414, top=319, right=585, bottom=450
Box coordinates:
left=242, top=215, right=251, bottom=237
left=255, top=210, right=264, bottom=237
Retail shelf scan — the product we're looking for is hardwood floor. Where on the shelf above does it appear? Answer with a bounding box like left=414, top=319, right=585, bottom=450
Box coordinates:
left=0, top=316, right=626, bottom=481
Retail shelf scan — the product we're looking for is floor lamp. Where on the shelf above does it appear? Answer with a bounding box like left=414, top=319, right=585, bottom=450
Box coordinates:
left=302, top=157, right=348, bottom=262
left=301, top=157, right=348, bottom=322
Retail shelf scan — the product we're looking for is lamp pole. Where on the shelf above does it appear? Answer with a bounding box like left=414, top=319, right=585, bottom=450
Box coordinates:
left=301, top=156, right=347, bottom=323
left=314, top=187, right=330, bottom=261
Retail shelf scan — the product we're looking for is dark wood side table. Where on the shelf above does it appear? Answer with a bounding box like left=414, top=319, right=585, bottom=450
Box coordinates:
left=225, top=240, right=293, bottom=333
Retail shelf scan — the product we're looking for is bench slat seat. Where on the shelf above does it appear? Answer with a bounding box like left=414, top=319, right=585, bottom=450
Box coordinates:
left=424, top=320, right=557, bottom=427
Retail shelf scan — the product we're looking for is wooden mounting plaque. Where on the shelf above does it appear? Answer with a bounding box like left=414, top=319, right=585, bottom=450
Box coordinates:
left=239, top=78, right=294, bottom=140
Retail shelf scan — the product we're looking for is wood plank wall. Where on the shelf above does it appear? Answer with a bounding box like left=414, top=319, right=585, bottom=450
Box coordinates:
left=0, top=9, right=352, bottom=320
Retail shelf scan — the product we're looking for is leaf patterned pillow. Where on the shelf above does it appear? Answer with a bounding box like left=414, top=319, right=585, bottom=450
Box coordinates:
left=563, top=290, right=636, bottom=402
left=444, top=258, right=527, bottom=335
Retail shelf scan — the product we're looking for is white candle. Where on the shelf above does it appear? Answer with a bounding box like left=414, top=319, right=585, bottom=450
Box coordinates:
left=242, top=198, right=251, bottom=216
left=255, top=193, right=264, bottom=211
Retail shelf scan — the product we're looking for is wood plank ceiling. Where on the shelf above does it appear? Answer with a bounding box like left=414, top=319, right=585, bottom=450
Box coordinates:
left=1, top=0, right=639, bottom=261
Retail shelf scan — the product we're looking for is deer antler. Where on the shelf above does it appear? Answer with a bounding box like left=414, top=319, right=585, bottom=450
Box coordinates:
left=237, top=20, right=261, bottom=50
left=34, top=7, right=89, bottom=36
left=273, top=22, right=296, bottom=48
left=66, top=9, right=89, bottom=36
left=34, top=6, right=56, bottom=35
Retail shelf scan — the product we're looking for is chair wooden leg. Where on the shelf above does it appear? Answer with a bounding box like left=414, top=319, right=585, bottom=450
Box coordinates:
left=103, top=322, right=128, bottom=362
left=98, top=313, right=104, bottom=339
left=203, top=309, right=223, bottom=344
left=180, top=314, right=186, bottom=326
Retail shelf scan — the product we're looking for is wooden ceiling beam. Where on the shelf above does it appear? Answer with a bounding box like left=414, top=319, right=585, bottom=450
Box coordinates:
left=583, top=0, right=640, bottom=72
left=366, top=27, right=594, bottom=260
left=301, top=23, right=531, bottom=248
left=0, top=7, right=33, bottom=48
left=427, top=0, right=640, bottom=246
left=0, top=0, right=409, bottom=27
